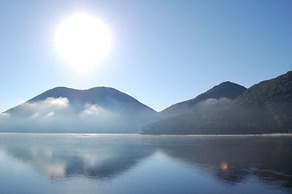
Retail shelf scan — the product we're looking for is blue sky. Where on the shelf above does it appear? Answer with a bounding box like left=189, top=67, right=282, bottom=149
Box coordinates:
left=0, top=0, right=291, bottom=112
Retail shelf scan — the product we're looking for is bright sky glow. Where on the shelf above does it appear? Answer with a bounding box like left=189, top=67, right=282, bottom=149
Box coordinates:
left=0, top=1, right=291, bottom=112
left=55, top=13, right=111, bottom=72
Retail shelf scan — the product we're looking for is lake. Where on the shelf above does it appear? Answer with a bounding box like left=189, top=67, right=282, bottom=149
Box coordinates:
left=0, top=134, right=291, bottom=194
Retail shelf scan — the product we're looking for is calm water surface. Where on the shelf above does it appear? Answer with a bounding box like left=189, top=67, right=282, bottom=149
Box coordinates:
left=0, top=134, right=291, bottom=194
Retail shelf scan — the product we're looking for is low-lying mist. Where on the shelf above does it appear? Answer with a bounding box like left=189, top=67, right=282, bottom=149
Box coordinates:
left=0, top=97, right=155, bottom=133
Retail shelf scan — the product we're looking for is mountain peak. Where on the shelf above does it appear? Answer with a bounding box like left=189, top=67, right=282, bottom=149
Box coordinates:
left=144, top=71, right=292, bottom=135
left=196, top=81, right=246, bottom=102
left=4, top=86, right=158, bottom=133
left=161, top=81, right=246, bottom=117
left=27, top=86, right=150, bottom=108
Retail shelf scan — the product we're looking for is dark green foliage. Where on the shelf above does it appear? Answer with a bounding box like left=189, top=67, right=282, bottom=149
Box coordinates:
left=237, top=71, right=292, bottom=106
left=143, top=71, right=292, bottom=134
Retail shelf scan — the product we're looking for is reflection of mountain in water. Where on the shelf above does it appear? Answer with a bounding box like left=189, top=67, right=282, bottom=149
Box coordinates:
left=153, top=135, right=292, bottom=188
left=0, top=134, right=291, bottom=189
left=0, top=134, right=155, bottom=179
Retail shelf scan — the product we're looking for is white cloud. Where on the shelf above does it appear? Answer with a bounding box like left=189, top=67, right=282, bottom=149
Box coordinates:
left=204, top=98, right=231, bottom=106
left=30, top=112, right=41, bottom=119
left=41, top=163, right=66, bottom=178
left=45, top=112, right=55, bottom=119
left=21, top=97, right=69, bottom=111
left=80, top=103, right=110, bottom=117
left=78, top=151, right=108, bottom=168
left=0, top=112, right=10, bottom=119
left=19, top=97, right=70, bottom=116
left=82, top=104, right=101, bottom=115
left=0, top=98, right=123, bottom=132
left=197, top=98, right=232, bottom=110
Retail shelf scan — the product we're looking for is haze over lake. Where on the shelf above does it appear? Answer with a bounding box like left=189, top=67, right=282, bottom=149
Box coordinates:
left=0, top=1, right=291, bottom=193
left=0, top=133, right=291, bottom=194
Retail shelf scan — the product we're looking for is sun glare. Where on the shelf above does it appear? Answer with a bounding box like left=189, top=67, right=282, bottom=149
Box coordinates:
left=55, top=13, right=111, bottom=72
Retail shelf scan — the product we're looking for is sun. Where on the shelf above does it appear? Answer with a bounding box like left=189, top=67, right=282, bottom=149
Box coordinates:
left=55, top=13, right=111, bottom=72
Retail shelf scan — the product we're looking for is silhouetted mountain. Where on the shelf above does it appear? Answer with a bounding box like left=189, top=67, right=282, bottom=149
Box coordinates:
left=29, top=87, right=147, bottom=107
left=9, top=86, right=154, bottom=113
left=236, top=71, right=292, bottom=105
left=161, top=81, right=246, bottom=118
left=3, top=87, right=157, bottom=133
left=1, top=72, right=291, bottom=134
left=230, top=71, right=292, bottom=133
left=143, top=71, right=292, bottom=134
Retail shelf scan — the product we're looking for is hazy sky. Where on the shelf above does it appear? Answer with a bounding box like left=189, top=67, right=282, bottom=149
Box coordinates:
left=0, top=0, right=291, bottom=112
